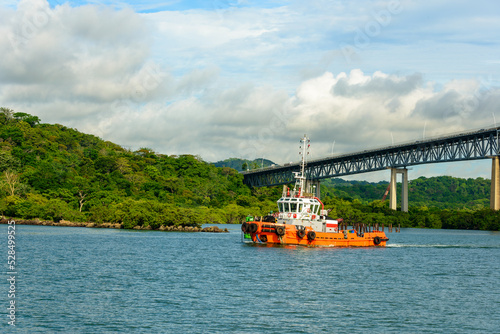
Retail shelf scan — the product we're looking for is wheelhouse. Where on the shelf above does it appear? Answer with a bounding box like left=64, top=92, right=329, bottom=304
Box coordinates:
left=277, top=197, right=321, bottom=216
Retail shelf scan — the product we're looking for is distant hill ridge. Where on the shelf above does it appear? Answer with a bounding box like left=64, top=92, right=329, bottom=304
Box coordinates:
left=212, top=158, right=276, bottom=171
left=322, top=176, right=491, bottom=209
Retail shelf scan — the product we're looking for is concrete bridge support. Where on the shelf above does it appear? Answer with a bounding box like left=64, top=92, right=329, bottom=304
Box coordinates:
left=492, top=157, right=500, bottom=210
left=389, top=168, right=408, bottom=212
left=389, top=169, right=397, bottom=210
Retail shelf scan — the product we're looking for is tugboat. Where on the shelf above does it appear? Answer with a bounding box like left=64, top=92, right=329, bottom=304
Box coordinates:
left=241, top=135, right=389, bottom=247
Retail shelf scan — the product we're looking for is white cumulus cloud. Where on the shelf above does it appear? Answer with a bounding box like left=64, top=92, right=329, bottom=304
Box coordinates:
left=0, top=0, right=499, bottom=182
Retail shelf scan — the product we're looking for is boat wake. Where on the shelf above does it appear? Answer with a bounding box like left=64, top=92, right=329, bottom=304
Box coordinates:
left=388, top=243, right=500, bottom=249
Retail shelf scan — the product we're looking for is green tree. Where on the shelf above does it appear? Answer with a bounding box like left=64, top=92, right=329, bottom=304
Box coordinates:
left=0, top=107, right=13, bottom=125
left=13, top=112, right=40, bottom=127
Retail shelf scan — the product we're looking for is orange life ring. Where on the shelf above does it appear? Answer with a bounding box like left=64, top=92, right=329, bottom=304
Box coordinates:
left=288, top=213, right=291, bottom=218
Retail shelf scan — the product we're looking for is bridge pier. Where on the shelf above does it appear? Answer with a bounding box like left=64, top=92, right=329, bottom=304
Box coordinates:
left=492, top=157, right=500, bottom=210
left=389, top=170, right=397, bottom=210
left=389, top=168, right=408, bottom=212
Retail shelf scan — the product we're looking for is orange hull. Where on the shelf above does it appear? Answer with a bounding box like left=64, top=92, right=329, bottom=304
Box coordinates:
left=243, top=221, right=388, bottom=247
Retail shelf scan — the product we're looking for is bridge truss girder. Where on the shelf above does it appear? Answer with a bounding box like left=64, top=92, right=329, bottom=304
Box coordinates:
left=242, top=127, right=500, bottom=187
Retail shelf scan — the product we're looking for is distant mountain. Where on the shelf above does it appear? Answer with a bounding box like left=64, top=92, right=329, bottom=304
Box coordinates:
left=212, top=158, right=276, bottom=171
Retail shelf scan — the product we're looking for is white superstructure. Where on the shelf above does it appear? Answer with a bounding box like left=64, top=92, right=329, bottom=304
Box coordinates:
left=274, top=135, right=339, bottom=233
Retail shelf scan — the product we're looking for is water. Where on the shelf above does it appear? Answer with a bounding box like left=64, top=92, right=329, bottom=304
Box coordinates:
left=2, top=225, right=500, bottom=333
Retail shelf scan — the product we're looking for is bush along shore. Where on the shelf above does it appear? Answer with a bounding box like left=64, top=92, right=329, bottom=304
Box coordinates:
left=0, top=218, right=229, bottom=233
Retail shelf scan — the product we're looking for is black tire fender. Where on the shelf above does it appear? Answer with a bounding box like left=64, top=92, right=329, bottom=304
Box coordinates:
left=249, top=223, right=258, bottom=234
left=276, top=226, right=286, bottom=236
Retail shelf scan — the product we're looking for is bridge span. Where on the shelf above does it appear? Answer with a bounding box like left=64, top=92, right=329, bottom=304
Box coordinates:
left=242, top=126, right=500, bottom=211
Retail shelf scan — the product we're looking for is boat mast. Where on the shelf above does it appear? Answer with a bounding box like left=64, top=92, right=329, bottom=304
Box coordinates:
left=298, top=134, right=310, bottom=196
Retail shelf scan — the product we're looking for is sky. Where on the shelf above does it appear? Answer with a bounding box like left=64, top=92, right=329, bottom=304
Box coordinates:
left=1, top=0, right=500, bottom=182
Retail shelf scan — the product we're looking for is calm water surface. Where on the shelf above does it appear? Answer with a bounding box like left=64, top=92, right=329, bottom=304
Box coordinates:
left=2, top=225, right=500, bottom=333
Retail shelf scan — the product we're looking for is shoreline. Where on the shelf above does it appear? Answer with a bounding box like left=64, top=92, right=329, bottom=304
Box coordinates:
left=0, top=218, right=229, bottom=233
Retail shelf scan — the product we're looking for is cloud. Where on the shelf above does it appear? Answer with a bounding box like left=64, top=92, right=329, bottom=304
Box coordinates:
left=283, top=69, right=499, bottom=163
left=0, top=0, right=153, bottom=107
left=332, top=71, right=423, bottom=98
left=0, top=0, right=500, bottom=184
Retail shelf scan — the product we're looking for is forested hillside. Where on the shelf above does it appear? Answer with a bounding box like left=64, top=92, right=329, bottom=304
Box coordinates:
left=320, top=175, right=499, bottom=230
left=322, top=176, right=491, bottom=209
left=0, top=108, right=279, bottom=228
left=0, top=107, right=498, bottom=231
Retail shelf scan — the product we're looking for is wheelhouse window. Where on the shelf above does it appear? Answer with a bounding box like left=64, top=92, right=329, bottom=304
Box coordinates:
left=278, top=199, right=291, bottom=212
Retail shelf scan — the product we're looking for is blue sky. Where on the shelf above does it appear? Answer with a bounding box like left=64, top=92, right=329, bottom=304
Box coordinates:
left=45, top=0, right=282, bottom=12
left=1, top=0, right=500, bottom=181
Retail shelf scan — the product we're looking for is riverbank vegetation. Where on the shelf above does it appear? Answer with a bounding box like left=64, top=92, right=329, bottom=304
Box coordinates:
left=0, top=107, right=498, bottom=230
left=0, top=108, right=279, bottom=228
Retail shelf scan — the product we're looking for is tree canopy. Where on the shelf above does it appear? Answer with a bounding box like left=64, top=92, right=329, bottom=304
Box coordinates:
left=0, top=110, right=279, bottom=228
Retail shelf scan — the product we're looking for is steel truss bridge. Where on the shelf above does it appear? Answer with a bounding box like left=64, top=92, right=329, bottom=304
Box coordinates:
left=242, top=126, right=500, bottom=188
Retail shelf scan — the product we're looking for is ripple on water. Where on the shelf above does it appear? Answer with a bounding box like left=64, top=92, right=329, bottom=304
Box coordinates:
left=3, top=225, right=500, bottom=333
